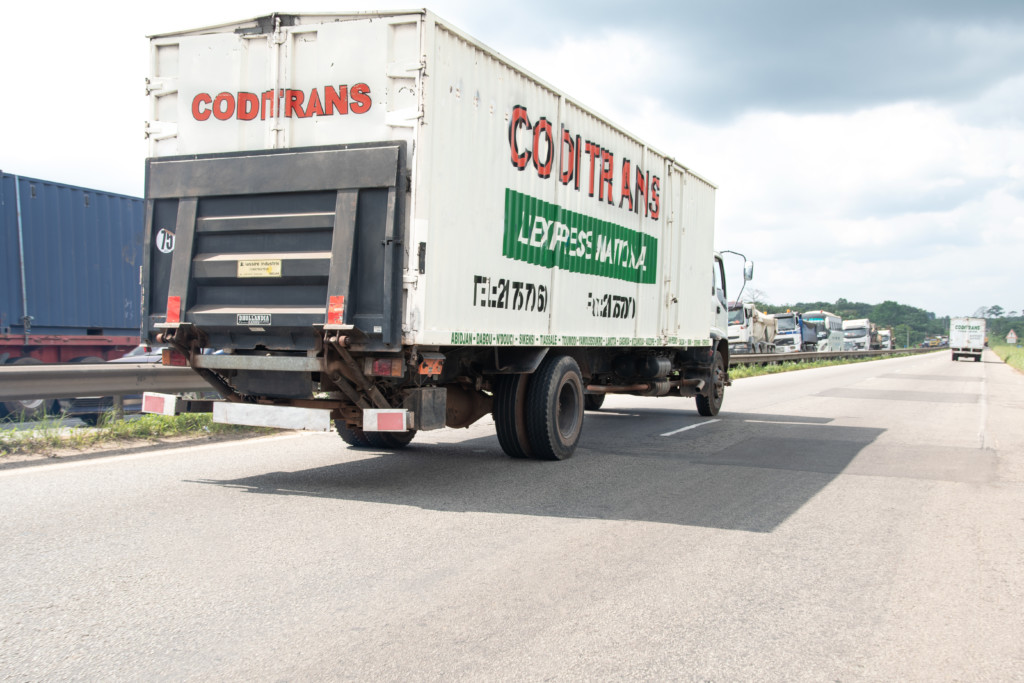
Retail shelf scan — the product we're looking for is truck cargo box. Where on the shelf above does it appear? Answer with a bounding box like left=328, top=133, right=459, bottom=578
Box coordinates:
left=142, top=11, right=734, bottom=459
left=144, top=10, right=716, bottom=351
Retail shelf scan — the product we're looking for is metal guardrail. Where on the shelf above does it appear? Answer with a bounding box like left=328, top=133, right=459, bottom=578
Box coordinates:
left=729, top=347, right=938, bottom=365
left=0, top=348, right=942, bottom=402
left=0, top=363, right=211, bottom=402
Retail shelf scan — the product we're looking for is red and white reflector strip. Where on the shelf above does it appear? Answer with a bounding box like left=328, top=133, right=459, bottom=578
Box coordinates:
left=363, top=409, right=408, bottom=432
left=327, top=295, right=346, bottom=325
left=142, top=392, right=177, bottom=416
left=166, top=296, right=181, bottom=324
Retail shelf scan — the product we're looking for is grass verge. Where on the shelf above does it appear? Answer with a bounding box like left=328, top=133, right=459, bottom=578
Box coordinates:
left=990, top=344, right=1024, bottom=373
left=0, top=412, right=273, bottom=458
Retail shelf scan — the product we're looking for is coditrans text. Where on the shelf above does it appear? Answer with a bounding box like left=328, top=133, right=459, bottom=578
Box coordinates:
left=508, top=104, right=660, bottom=220
left=191, top=84, right=372, bottom=121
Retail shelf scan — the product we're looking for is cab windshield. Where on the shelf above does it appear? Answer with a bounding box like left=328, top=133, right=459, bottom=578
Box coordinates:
left=775, top=316, right=797, bottom=332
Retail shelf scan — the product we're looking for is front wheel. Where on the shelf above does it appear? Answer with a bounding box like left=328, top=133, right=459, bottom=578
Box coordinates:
left=526, top=355, right=585, bottom=460
left=584, top=393, right=605, bottom=411
left=696, top=349, right=726, bottom=417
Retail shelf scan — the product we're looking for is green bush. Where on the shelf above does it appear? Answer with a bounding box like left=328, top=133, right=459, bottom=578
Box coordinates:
left=1, top=412, right=272, bottom=457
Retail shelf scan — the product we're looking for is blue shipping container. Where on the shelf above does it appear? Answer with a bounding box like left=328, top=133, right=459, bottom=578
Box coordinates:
left=0, top=172, right=144, bottom=337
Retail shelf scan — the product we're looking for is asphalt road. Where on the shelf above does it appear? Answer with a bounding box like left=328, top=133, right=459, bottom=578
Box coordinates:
left=1, top=350, right=1021, bottom=681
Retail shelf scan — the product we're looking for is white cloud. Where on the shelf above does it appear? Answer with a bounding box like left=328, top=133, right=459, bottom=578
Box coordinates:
left=515, top=27, right=1024, bottom=316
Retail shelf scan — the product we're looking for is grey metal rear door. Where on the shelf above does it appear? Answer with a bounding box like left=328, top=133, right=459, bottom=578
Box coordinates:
left=143, top=143, right=406, bottom=352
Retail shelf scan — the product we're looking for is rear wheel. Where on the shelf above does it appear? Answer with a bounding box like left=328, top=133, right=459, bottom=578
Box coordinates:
left=335, top=420, right=373, bottom=448
left=696, top=349, right=726, bottom=417
left=951, top=353, right=958, bottom=361
left=525, top=355, right=584, bottom=460
left=584, top=393, right=605, bottom=411
left=69, top=356, right=108, bottom=424
left=493, top=374, right=534, bottom=459
left=366, top=430, right=417, bottom=449
left=2, top=357, right=50, bottom=419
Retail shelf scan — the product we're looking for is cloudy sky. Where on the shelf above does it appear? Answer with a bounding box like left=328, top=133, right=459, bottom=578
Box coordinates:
left=3, top=1, right=1022, bottom=318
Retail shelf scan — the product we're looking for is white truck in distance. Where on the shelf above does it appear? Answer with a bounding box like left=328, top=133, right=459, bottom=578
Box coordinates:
left=950, top=317, right=985, bottom=362
left=877, top=328, right=893, bottom=350
left=843, top=318, right=873, bottom=351
left=803, top=310, right=843, bottom=352
left=728, top=302, right=776, bottom=354
left=139, top=10, right=742, bottom=461
left=771, top=312, right=818, bottom=352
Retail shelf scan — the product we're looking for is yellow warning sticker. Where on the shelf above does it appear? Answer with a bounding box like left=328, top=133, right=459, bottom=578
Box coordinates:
left=237, top=259, right=282, bottom=278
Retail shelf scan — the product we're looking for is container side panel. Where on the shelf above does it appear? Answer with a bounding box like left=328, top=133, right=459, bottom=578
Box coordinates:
left=0, top=174, right=23, bottom=334
left=1, top=175, right=143, bottom=337
left=417, top=25, right=715, bottom=347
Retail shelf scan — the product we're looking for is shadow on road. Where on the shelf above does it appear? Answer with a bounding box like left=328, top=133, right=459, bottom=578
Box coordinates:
left=188, top=410, right=883, bottom=533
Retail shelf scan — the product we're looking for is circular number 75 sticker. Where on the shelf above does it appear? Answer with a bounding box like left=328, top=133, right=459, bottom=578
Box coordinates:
left=156, top=229, right=175, bottom=254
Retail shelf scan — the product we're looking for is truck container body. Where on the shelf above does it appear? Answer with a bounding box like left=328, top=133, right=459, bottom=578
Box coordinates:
left=803, top=310, right=843, bottom=352
left=949, top=317, right=985, bottom=361
left=728, top=302, right=775, bottom=354
left=772, top=312, right=817, bottom=353
left=0, top=172, right=144, bottom=417
left=141, top=11, right=733, bottom=459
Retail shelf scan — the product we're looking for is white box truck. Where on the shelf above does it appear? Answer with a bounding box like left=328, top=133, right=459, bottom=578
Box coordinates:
left=140, top=11, right=742, bottom=460
left=949, top=317, right=985, bottom=361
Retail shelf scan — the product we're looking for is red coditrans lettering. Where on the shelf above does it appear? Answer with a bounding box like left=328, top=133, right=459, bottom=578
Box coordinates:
left=190, top=84, right=372, bottom=121
left=507, top=104, right=661, bottom=221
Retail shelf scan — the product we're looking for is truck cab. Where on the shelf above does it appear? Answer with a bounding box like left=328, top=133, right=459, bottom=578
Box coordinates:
left=772, top=312, right=817, bottom=353
left=842, top=319, right=872, bottom=351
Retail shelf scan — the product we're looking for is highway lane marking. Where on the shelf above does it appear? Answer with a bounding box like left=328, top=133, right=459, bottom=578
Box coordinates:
left=0, top=432, right=314, bottom=478
left=661, top=419, right=719, bottom=437
left=979, top=355, right=989, bottom=449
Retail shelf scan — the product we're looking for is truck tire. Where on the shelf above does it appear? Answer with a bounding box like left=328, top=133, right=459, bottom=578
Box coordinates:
left=584, top=393, right=605, bottom=411
left=951, top=353, right=958, bottom=361
left=334, top=420, right=373, bottom=448
left=2, top=356, right=50, bottom=420
left=493, top=374, right=535, bottom=459
left=366, top=429, right=417, bottom=450
left=525, top=355, right=584, bottom=460
left=69, top=356, right=108, bottom=425
left=696, top=349, right=726, bottom=417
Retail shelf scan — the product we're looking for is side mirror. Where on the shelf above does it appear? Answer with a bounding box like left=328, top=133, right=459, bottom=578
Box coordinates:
left=743, top=261, right=754, bottom=281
